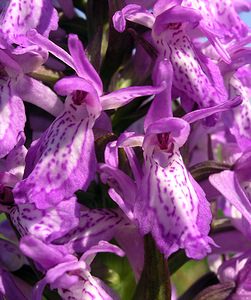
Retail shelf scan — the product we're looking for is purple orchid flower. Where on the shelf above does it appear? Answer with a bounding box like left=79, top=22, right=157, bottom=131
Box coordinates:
left=20, top=236, right=124, bottom=300
left=100, top=59, right=241, bottom=259
left=12, top=32, right=165, bottom=209
left=113, top=0, right=230, bottom=116
left=219, top=48, right=251, bottom=150
left=218, top=250, right=251, bottom=299
left=210, top=149, right=251, bottom=239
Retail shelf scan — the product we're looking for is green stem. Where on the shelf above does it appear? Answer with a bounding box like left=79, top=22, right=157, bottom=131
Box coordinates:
left=132, top=234, right=171, bottom=300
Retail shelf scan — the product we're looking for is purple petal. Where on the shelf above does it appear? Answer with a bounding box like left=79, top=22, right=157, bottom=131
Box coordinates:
left=68, top=34, right=103, bottom=95
left=211, top=230, right=251, bottom=254
left=0, top=79, right=26, bottom=158
left=104, top=141, right=119, bottom=168
left=117, top=135, right=144, bottom=184
left=183, top=96, right=242, bottom=123
left=58, top=275, right=120, bottom=300
left=210, top=171, right=251, bottom=225
left=145, top=117, right=190, bottom=148
left=117, top=132, right=144, bottom=148
left=27, top=30, right=75, bottom=69
left=99, top=164, right=136, bottom=212
left=234, top=0, right=251, bottom=12
left=224, top=77, right=251, bottom=150
left=0, top=49, right=22, bottom=72
left=154, top=6, right=202, bottom=35
left=81, top=241, right=124, bottom=264
left=0, top=0, right=58, bottom=44
left=13, top=102, right=97, bottom=208
left=45, top=260, right=83, bottom=289
left=10, top=196, right=80, bottom=243
left=152, top=25, right=228, bottom=110
left=153, top=0, right=183, bottom=16
left=183, top=0, right=250, bottom=41
left=54, top=76, right=102, bottom=117
left=115, top=226, right=144, bottom=280
left=100, top=84, right=165, bottom=110
left=0, top=270, right=31, bottom=300
left=2, top=132, right=26, bottom=180
left=15, top=76, right=64, bottom=117
left=112, top=4, right=154, bottom=33
left=144, top=59, right=173, bottom=130
left=10, top=45, right=48, bottom=73
left=20, top=236, right=74, bottom=270
left=56, top=208, right=128, bottom=253
left=135, top=150, right=212, bottom=259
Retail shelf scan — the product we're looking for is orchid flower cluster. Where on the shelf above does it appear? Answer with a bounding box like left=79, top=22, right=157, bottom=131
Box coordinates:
left=0, top=0, right=251, bottom=299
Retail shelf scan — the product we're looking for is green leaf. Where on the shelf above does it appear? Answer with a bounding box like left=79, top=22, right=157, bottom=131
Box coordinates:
left=189, top=161, right=232, bottom=182
left=168, top=250, right=190, bottom=275
left=92, top=252, right=136, bottom=300
left=133, top=235, right=171, bottom=300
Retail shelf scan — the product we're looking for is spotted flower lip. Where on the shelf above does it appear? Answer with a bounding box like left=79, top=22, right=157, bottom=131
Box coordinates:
left=134, top=117, right=214, bottom=259
left=0, top=0, right=58, bottom=45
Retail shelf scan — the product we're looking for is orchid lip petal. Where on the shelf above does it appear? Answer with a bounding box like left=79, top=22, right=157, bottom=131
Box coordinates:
left=135, top=150, right=212, bottom=259
left=0, top=0, right=58, bottom=45
left=10, top=196, right=80, bottom=243
left=13, top=108, right=97, bottom=208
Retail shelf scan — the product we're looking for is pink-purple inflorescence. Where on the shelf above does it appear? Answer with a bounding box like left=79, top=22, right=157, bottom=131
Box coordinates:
left=0, top=0, right=251, bottom=299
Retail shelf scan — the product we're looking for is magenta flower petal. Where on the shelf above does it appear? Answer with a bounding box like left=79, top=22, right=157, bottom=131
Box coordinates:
left=135, top=118, right=212, bottom=259
left=100, top=84, right=165, bottom=110
left=210, top=170, right=251, bottom=225
left=68, top=34, right=103, bottom=96
left=135, top=150, right=212, bottom=259
left=16, top=76, right=64, bottom=117
left=14, top=98, right=97, bottom=208
left=144, top=59, right=173, bottom=130
left=0, top=79, right=26, bottom=158
left=56, top=208, right=128, bottom=253
left=182, top=0, right=250, bottom=41
left=10, top=196, right=80, bottom=243
left=112, top=4, right=154, bottom=32
left=0, top=0, right=58, bottom=44
left=20, top=236, right=74, bottom=270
